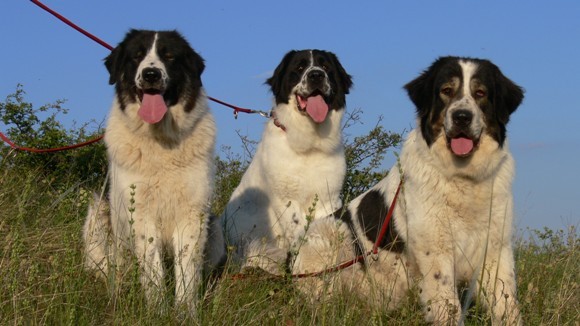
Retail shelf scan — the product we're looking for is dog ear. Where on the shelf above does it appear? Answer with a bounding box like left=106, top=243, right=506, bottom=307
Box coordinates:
left=324, top=51, right=352, bottom=109
left=104, top=29, right=142, bottom=85
left=266, top=50, right=296, bottom=104
left=404, top=57, right=456, bottom=146
left=493, top=64, right=524, bottom=125
left=170, top=30, right=205, bottom=81
left=184, top=49, right=205, bottom=89
left=184, top=49, right=205, bottom=77
left=104, top=46, right=122, bottom=85
left=404, top=57, right=453, bottom=117
left=328, top=52, right=353, bottom=95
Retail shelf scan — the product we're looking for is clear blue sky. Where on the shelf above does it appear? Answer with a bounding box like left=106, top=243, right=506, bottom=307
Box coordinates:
left=2, top=1, right=579, bottom=233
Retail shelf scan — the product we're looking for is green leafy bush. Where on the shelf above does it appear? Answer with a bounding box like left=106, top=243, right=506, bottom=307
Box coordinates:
left=0, top=84, right=107, bottom=189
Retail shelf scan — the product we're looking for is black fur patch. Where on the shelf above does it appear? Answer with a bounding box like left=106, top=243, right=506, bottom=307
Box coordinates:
left=356, top=189, right=404, bottom=253
left=337, top=189, right=404, bottom=256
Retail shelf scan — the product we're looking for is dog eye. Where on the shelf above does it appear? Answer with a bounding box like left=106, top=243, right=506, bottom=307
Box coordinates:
left=474, top=90, right=486, bottom=98
left=133, top=51, right=144, bottom=61
left=441, top=87, right=454, bottom=97
left=164, top=52, right=175, bottom=61
left=321, top=64, right=329, bottom=71
left=297, top=65, right=305, bottom=72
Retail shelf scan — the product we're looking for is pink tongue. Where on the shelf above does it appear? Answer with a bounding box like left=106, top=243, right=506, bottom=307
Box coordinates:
left=304, top=95, right=329, bottom=123
left=450, top=137, right=474, bottom=156
left=138, top=93, right=168, bottom=124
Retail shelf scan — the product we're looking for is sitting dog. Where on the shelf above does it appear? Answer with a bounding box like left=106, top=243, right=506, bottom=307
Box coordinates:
left=293, top=56, right=524, bottom=325
left=221, top=49, right=353, bottom=273
left=82, top=30, right=223, bottom=315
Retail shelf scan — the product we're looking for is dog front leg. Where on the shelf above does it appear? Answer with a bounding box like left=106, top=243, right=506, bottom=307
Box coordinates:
left=133, top=226, right=165, bottom=307
left=414, top=252, right=462, bottom=325
left=173, top=219, right=206, bottom=316
left=479, top=247, right=522, bottom=325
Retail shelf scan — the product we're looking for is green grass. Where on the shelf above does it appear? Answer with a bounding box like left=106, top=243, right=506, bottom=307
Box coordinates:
left=1, top=168, right=578, bottom=325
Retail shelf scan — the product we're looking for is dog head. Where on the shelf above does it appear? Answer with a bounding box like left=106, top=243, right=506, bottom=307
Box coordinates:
left=105, top=29, right=205, bottom=124
left=267, top=50, right=352, bottom=123
left=405, top=56, right=524, bottom=158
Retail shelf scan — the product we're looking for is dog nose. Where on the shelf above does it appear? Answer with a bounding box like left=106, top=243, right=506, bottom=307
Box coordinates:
left=307, top=70, right=325, bottom=84
left=452, top=110, right=473, bottom=128
left=142, top=67, right=162, bottom=83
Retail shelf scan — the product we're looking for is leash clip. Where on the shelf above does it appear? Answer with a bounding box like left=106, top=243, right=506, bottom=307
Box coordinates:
left=370, top=249, right=380, bottom=262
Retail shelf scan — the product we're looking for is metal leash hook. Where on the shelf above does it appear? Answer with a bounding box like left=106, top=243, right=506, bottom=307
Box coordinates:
left=256, top=110, right=271, bottom=118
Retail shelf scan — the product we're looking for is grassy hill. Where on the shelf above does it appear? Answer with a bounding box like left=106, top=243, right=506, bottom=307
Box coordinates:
left=0, top=160, right=577, bottom=325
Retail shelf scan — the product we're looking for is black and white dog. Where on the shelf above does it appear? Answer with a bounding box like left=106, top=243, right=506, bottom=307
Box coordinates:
left=293, top=57, right=524, bottom=325
left=221, top=50, right=353, bottom=272
left=82, top=30, right=223, bottom=315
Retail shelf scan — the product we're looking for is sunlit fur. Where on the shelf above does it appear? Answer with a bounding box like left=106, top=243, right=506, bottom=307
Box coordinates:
left=82, top=30, right=223, bottom=316
left=220, top=50, right=352, bottom=273
left=293, top=57, right=524, bottom=325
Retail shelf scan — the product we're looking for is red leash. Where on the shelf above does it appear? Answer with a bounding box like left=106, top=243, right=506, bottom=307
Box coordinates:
left=0, top=131, right=103, bottom=153
left=30, top=0, right=113, bottom=51
left=207, top=96, right=269, bottom=119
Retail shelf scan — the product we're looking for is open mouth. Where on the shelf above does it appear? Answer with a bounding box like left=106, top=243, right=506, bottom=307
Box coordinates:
left=137, top=88, right=164, bottom=101
left=137, top=88, right=168, bottom=124
left=295, top=90, right=329, bottom=123
left=446, top=133, right=480, bottom=157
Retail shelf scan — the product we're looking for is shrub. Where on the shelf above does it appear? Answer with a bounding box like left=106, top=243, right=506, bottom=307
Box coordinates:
left=0, top=84, right=107, bottom=189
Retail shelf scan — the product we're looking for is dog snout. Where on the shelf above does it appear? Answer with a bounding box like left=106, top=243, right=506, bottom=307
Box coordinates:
left=142, top=67, right=162, bottom=84
left=307, top=69, right=325, bottom=85
left=452, top=110, right=473, bottom=128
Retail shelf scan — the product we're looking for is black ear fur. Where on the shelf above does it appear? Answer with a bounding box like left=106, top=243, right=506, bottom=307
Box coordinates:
left=404, top=69, right=433, bottom=117
left=104, top=46, right=122, bottom=85
left=176, top=30, right=205, bottom=84
left=266, top=50, right=296, bottom=103
left=327, top=51, right=353, bottom=94
left=184, top=48, right=205, bottom=77
left=325, top=51, right=352, bottom=109
left=404, top=67, right=437, bottom=145
left=404, top=56, right=458, bottom=146
left=104, top=29, right=142, bottom=85
left=493, top=65, right=524, bottom=125
left=404, top=56, right=456, bottom=117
